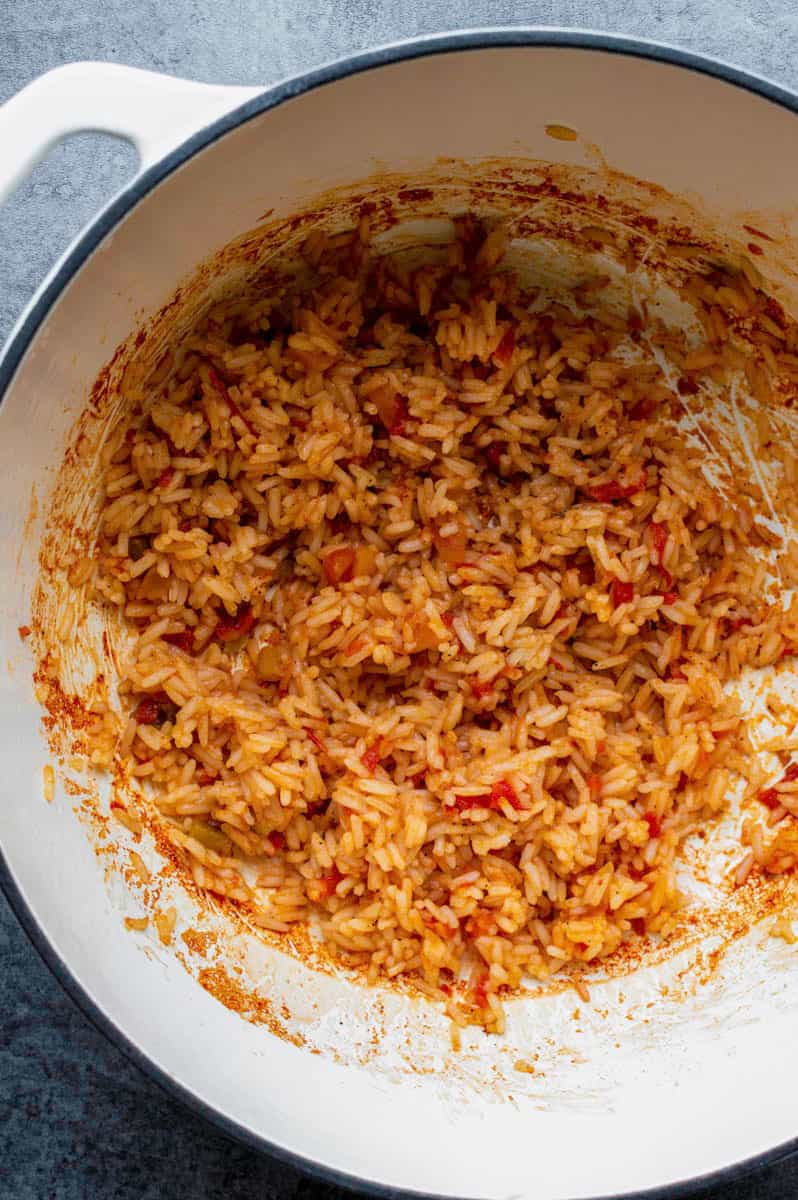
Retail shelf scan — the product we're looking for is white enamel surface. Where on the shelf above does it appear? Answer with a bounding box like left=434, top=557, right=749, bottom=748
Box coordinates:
left=3, top=45, right=798, bottom=1199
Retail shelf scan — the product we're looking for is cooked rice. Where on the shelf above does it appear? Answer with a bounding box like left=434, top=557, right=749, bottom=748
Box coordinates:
left=87, top=216, right=798, bottom=1032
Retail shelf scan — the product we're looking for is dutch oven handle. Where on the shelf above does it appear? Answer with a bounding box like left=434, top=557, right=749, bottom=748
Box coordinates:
left=0, top=61, right=260, bottom=203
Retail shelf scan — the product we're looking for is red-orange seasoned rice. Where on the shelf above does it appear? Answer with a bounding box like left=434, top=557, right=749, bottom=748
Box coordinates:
left=87, top=217, right=798, bottom=1032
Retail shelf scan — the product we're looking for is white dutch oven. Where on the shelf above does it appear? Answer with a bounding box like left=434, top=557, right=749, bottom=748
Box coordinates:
left=3, top=30, right=798, bottom=1199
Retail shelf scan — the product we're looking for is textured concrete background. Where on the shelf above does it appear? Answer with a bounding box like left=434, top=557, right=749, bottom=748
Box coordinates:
left=3, top=2, right=798, bottom=1197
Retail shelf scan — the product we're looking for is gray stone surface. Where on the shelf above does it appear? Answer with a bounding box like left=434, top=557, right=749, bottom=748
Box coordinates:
left=3, top=2, right=798, bottom=1197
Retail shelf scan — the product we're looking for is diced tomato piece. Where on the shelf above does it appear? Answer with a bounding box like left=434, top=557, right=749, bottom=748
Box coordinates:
left=371, top=384, right=408, bottom=435
left=304, top=726, right=327, bottom=754
left=662, top=591, right=678, bottom=606
left=669, top=665, right=687, bottom=681
left=433, top=517, right=469, bottom=565
left=214, top=603, right=257, bottom=642
left=135, top=697, right=161, bottom=725
left=596, top=740, right=606, bottom=756
left=631, top=917, right=646, bottom=936
left=323, top=546, right=356, bottom=585
left=760, top=760, right=798, bottom=808
left=316, top=864, right=343, bottom=899
left=441, top=610, right=455, bottom=629
left=485, top=442, right=505, bottom=470
left=268, top=831, right=286, bottom=851
left=469, top=678, right=495, bottom=700
left=361, top=739, right=385, bottom=773
left=410, top=614, right=442, bottom=652
left=155, top=467, right=175, bottom=489
left=643, top=812, right=661, bottom=838
left=727, top=616, right=751, bottom=632
left=587, top=774, right=603, bottom=798
left=587, top=472, right=647, bottom=503
left=196, top=771, right=216, bottom=786
left=18, top=625, right=31, bottom=640
left=163, top=630, right=194, bottom=653
left=611, top=578, right=634, bottom=607
left=491, top=779, right=522, bottom=809
left=135, top=691, right=174, bottom=726
left=492, top=327, right=515, bottom=365
left=629, top=397, right=657, bottom=421
left=465, top=910, right=497, bottom=938
left=411, top=772, right=427, bottom=787
left=473, top=974, right=490, bottom=1008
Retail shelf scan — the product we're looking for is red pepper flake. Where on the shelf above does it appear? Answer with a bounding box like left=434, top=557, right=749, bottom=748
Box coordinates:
left=214, top=603, right=257, bottom=643
left=485, top=442, right=505, bottom=470
left=440, top=983, right=452, bottom=996
left=17, top=625, right=31, bottom=640
left=492, top=327, right=515, bottom=365
left=207, top=365, right=256, bottom=437
left=304, top=726, right=327, bottom=754
left=611, top=578, right=634, bottom=607
left=643, top=812, right=661, bottom=838
left=631, top=917, right=646, bottom=936
left=454, top=779, right=521, bottom=813
left=196, top=771, right=216, bottom=786
left=361, top=739, right=386, bottom=773
left=587, top=774, right=603, bottom=799
left=780, top=643, right=795, bottom=659
left=163, top=630, right=194, bottom=653
left=323, top=546, right=356, bottom=585
left=155, top=467, right=175, bottom=490
left=550, top=657, right=564, bottom=670
left=747, top=242, right=764, bottom=257
left=587, top=472, right=647, bottom=503
left=268, top=831, right=286, bottom=851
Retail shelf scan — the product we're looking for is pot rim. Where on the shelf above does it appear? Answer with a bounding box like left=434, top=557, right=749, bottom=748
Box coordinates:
left=3, top=27, right=798, bottom=1200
